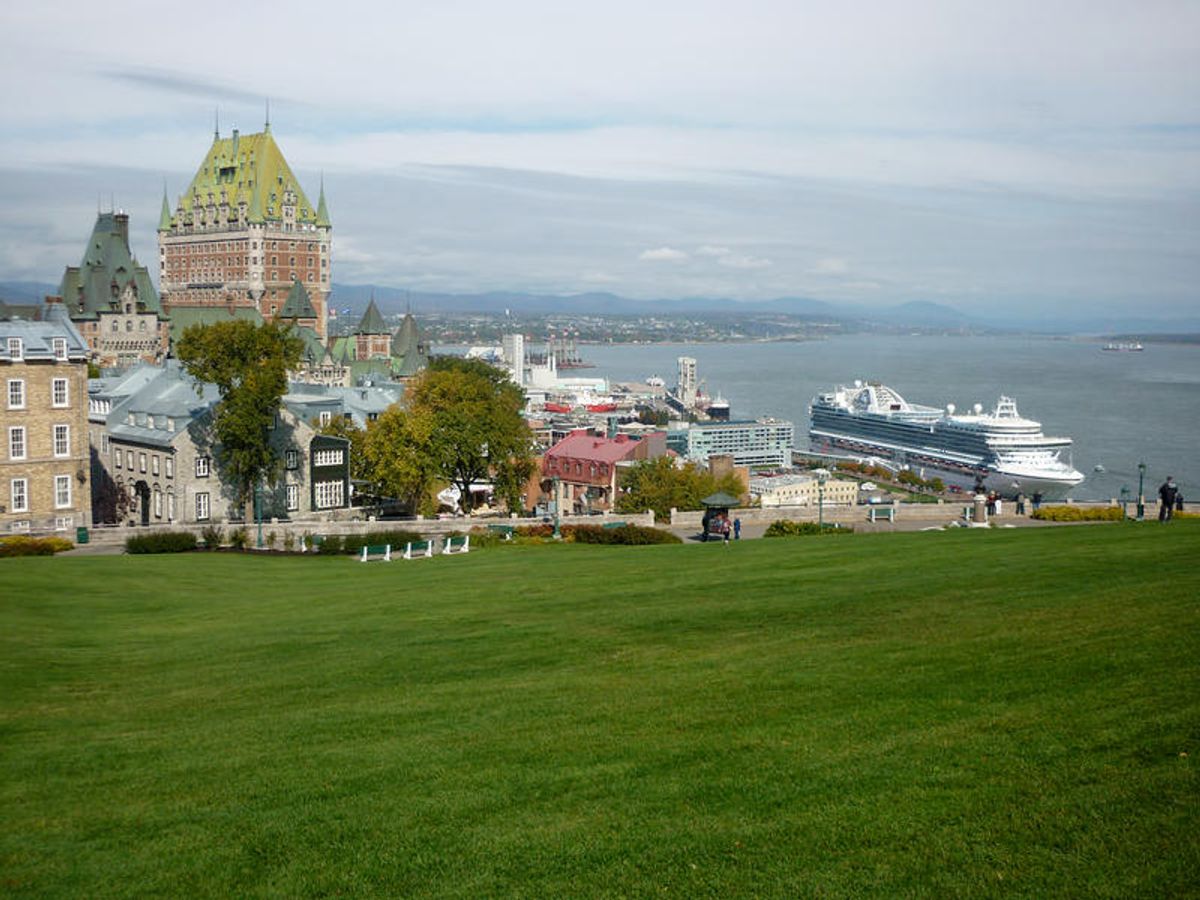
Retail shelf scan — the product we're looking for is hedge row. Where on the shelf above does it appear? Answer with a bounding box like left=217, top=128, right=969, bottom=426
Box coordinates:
left=764, top=520, right=855, bottom=537
left=125, top=531, right=198, bottom=554
left=566, top=524, right=681, bottom=545
left=1031, top=505, right=1125, bottom=522
left=316, top=530, right=425, bottom=555
left=0, top=535, right=74, bottom=557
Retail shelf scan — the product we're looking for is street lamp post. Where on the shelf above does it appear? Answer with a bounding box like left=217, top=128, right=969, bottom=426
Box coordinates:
left=1137, top=461, right=1146, bottom=521
left=1119, top=485, right=1130, bottom=519
left=552, top=475, right=561, bottom=539
left=255, top=482, right=263, bottom=549
left=815, top=468, right=829, bottom=532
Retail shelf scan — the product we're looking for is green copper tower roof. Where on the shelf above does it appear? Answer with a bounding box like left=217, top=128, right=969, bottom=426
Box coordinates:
left=316, top=180, right=331, bottom=228
left=353, top=298, right=388, bottom=335
left=279, top=279, right=317, bottom=320
left=168, top=129, right=327, bottom=229
left=58, top=212, right=164, bottom=321
left=158, top=189, right=172, bottom=232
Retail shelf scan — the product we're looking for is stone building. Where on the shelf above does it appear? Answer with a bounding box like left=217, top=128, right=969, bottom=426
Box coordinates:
left=158, top=124, right=332, bottom=340
left=89, top=363, right=350, bottom=525
left=1, top=308, right=92, bottom=533
left=50, top=211, right=169, bottom=367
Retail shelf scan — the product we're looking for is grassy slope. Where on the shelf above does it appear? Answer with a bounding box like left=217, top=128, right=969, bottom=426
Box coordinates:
left=1, top=525, right=1198, bottom=897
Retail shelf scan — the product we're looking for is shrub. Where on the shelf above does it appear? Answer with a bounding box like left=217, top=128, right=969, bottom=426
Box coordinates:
left=266, top=531, right=277, bottom=549
left=125, top=531, right=198, bottom=554
left=316, top=534, right=344, bottom=555
left=516, top=524, right=555, bottom=538
left=764, top=520, right=854, bottom=537
left=0, top=535, right=74, bottom=557
left=566, top=524, right=681, bottom=545
left=464, top=527, right=506, bottom=549
left=200, top=525, right=224, bottom=549
left=1031, top=505, right=1125, bottom=522
left=283, top=532, right=296, bottom=552
left=228, top=528, right=248, bottom=550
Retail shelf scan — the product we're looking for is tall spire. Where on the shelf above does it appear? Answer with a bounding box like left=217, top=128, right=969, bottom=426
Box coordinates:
left=264, top=98, right=271, bottom=133
left=214, top=108, right=220, bottom=141
left=158, top=183, right=172, bottom=232
left=316, top=174, right=331, bottom=228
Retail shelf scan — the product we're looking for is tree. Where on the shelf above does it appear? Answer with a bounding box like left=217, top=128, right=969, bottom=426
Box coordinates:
left=615, top=456, right=745, bottom=519
left=403, top=357, right=534, bottom=513
left=176, top=320, right=303, bottom=515
left=361, top=405, right=438, bottom=514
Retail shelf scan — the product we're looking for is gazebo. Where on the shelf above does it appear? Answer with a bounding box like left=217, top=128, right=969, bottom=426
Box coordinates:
left=700, top=491, right=741, bottom=541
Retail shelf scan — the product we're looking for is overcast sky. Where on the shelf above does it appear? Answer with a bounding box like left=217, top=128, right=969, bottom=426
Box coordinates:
left=1, top=0, right=1197, bottom=318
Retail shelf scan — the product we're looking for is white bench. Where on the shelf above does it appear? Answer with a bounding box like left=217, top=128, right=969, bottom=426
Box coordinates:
left=403, top=540, right=433, bottom=560
left=360, top=544, right=392, bottom=562
left=443, top=534, right=470, bottom=555
left=868, top=507, right=896, bottom=523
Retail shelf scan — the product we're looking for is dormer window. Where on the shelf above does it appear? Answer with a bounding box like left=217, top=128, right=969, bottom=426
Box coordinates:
left=52, top=338, right=67, bottom=360
left=6, top=338, right=21, bottom=360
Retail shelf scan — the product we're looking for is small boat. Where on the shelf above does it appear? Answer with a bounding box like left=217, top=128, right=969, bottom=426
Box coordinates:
left=543, top=402, right=572, bottom=414
left=1093, top=464, right=1106, bottom=473
left=1102, top=342, right=1143, bottom=352
left=586, top=403, right=618, bottom=413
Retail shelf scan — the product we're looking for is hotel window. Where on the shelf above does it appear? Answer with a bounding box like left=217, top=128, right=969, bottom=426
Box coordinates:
left=313, top=448, right=344, bottom=467
left=53, top=337, right=67, bottom=360
left=152, top=456, right=160, bottom=476
left=195, top=492, right=210, bottom=521
left=52, top=378, right=69, bottom=407
left=7, top=338, right=22, bottom=360
left=10, top=478, right=28, bottom=513
left=167, top=490, right=175, bottom=521
left=286, top=483, right=299, bottom=511
left=314, top=480, right=344, bottom=509
left=139, top=452, right=147, bottom=473
left=195, top=456, right=210, bottom=477
left=153, top=488, right=162, bottom=519
left=9, top=426, right=26, bottom=460
left=286, top=449, right=299, bottom=470
left=53, top=424, right=69, bottom=457
left=114, top=448, right=122, bottom=468
left=7, top=379, right=24, bottom=409
left=165, top=456, right=174, bottom=478
left=55, top=474, right=71, bottom=509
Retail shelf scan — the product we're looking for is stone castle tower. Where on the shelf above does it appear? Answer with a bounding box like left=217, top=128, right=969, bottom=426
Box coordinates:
left=158, top=122, right=332, bottom=339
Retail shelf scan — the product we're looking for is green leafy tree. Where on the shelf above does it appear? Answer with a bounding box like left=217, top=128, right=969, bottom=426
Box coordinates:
left=176, top=320, right=303, bottom=516
left=361, top=405, right=438, bottom=514
left=404, top=357, right=535, bottom=513
left=615, top=457, right=744, bottom=519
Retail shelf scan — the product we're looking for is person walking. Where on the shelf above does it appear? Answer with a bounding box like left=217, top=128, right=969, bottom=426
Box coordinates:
left=722, top=516, right=731, bottom=545
left=733, top=517, right=741, bottom=540
left=1159, top=477, right=1179, bottom=522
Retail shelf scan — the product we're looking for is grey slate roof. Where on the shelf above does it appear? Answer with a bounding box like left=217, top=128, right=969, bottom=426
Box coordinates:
left=279, top=280, right=317, bottom=320
left=0, top=307, right=88, bottom=361
left=102, top=362, right=220, bottom=448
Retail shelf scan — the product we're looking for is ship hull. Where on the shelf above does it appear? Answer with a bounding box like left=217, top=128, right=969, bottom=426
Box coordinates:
left=809, top=433, right=1083, bottom=499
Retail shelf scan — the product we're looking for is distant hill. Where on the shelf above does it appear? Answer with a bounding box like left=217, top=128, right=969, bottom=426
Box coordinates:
left=0, top=280, right=56, bottom=304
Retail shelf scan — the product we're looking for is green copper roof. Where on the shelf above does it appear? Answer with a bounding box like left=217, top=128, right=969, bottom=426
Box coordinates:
left=158, top=190, right=172, bottom=232
left=316, top=182, right=331, bottom=228
left=279, top=280, right=317, bottom=320
left=353, top=298, right=387, bottom=335
left=168, top=130, right=327, bottom=228
left=58, top=213, right=163, bottom=321
left=167, top=304, right=263, bottom=347
left=290, top=324, right=326, bottom=364
left=391, top=313, right=428, bottom=377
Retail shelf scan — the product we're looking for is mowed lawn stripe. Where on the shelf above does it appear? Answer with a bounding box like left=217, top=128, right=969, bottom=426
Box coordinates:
left=1, top=524, right=1197, bottom=896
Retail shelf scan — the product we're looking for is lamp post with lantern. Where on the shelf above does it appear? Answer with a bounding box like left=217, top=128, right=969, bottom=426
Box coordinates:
left=1137, top=461, right=1146, bottom=521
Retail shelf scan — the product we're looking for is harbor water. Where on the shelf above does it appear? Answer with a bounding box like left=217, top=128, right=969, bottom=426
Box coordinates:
left=575, top=334, right=1200, bottom=502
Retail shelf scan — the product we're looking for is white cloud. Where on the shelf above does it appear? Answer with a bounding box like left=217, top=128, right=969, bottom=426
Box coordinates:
left=717, top=254, right=772, bottom=270
left=810, top=257, right=850, bottom=275
left=696, top=245, right=731, bottom=257
left=639, top=246, right=689, bottom=262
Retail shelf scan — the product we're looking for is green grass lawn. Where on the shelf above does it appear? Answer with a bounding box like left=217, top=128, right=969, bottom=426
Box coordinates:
left=2, top=524, right=1198, bottom=897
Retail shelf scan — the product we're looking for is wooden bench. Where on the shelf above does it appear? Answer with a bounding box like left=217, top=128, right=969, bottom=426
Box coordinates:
left=359, top=543, right=392, bottom=562
left=867, top=507, right=896, bottom=523
left=487, top=525, right=514, bottom=540
left=403, top=540, right=433, bottom=560
left=443, top=534, right=470, bottom=555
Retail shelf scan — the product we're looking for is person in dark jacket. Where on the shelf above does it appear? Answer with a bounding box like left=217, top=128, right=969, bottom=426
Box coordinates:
left=1159, top=477, right=1179, bottom=522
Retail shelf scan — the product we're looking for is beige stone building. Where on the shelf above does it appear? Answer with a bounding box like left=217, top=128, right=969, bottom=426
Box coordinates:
left=158, top=124, right=332, bottom=340
left=1, top=309, right=91, bottom=534
left=750, top=472, right=859, bottom=508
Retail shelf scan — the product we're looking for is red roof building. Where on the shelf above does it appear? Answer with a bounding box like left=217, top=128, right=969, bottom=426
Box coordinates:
left=542, top=429, right=667, bottom=513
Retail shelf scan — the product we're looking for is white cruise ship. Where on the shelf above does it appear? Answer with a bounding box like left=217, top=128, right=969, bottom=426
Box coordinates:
left=809, top=381, right=1085, bottom=498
